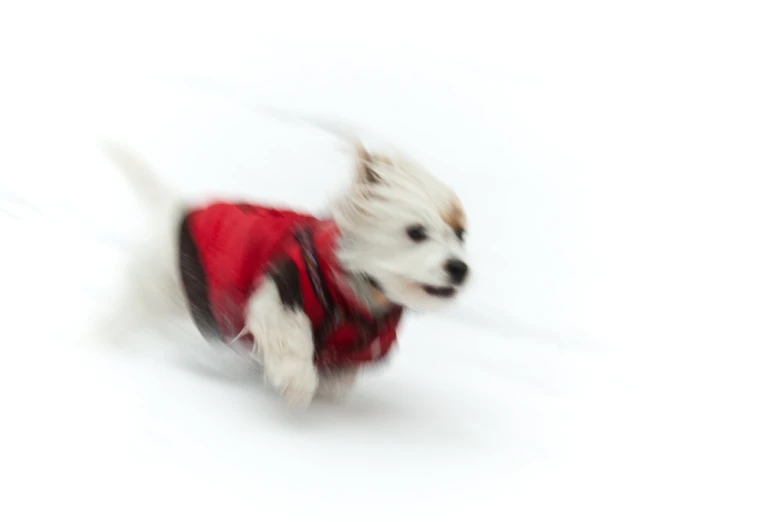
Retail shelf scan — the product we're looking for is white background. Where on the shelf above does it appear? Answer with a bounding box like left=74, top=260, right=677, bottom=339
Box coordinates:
left=1, top=0, right=782, bottom=520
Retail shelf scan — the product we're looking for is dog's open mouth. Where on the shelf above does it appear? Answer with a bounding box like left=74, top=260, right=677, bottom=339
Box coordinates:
left=422, top=284, right=457, bottom=298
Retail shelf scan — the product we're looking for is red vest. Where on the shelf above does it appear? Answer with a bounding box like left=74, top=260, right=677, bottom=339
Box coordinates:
left=178, top=202, right=403, bottom=370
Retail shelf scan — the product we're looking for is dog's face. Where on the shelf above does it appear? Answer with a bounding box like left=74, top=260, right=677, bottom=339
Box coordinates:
left=332, top=145, right=470, bottom=312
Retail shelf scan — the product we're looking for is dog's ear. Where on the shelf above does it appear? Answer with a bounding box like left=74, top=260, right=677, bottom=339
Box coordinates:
left=441, top=198, right=467, bottom=234
left=354, top=142, right=381, bottom=184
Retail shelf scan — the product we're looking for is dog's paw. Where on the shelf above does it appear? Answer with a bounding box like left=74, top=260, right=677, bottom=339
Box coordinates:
left=318, top=367, right=359, bottom=401
left=266, top=359, right=319, bottom=408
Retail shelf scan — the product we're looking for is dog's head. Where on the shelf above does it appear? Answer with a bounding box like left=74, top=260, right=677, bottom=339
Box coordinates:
left=331, top=142, right=470, bottom=312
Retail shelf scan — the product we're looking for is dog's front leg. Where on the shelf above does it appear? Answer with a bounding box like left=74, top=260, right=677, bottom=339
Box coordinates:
left=245, top=275, right=318, bottom=407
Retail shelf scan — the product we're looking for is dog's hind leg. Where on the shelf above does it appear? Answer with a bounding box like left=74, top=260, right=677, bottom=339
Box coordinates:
left=317, top=366, right=359, bottom=401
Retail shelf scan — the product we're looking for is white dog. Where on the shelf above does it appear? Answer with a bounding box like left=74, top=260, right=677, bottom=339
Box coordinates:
left=100, top=129, right=470, bottom=407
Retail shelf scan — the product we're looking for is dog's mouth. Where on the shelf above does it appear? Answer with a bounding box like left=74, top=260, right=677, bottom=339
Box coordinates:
left=422, top=284, right=457, bottom=298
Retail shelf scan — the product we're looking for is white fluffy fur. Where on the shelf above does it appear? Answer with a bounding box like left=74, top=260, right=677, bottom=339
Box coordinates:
left=100, top=131, right=469, bottom=408
left=245, top=282, right=319, bottom=406
left=332, top=151, right=470, bottom=312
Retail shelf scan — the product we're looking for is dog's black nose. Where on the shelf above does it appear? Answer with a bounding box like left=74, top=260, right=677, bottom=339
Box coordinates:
left=445, top=259, right=469, bottom=284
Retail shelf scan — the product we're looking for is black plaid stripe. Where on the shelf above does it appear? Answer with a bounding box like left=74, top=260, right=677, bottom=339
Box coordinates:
left=178, top=216, right=223, bottom=341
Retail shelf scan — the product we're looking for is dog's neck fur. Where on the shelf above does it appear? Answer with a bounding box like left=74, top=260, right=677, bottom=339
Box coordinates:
left=335, top=269, right=394, bottom=317
left=319, top=220, right=395, bottom=318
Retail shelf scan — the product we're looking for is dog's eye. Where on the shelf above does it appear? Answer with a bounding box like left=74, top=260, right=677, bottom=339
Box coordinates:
left=455, top=227, right=466, bottom=242
left=406, top=225, right=428, bottom=242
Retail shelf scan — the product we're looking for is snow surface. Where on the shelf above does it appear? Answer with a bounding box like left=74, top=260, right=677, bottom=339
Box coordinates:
left=1, top=1, right=782, bottom=520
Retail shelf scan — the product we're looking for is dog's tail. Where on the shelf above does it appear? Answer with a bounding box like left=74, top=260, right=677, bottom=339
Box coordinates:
left=98, top=139, right=180, bottom=216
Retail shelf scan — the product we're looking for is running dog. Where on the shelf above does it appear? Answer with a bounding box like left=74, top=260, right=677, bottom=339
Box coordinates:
left=100, top=130, right=470, bottom=407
